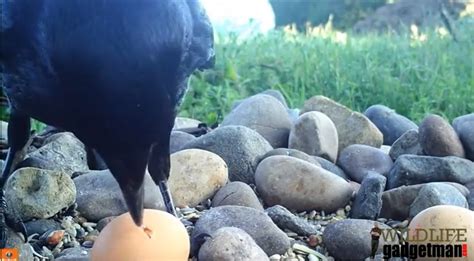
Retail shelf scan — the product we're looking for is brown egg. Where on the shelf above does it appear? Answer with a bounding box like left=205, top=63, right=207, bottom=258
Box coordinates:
left=91, top=209, right=189, bottom=261
left=408, top=205, right=474, bottom=260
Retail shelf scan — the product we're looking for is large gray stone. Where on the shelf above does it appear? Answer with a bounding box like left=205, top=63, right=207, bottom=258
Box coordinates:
left=453, top=113, right=474, bottom=161
left=212, top=181, right=263, bottom=210
left=74, top=170, right=164, bottom=221
left=182, top=126, right=273, bottom=184
left=255, top=156, right=352, bottom=212
left=313, top=156, right=349, bottom=180
left=364, top=104, right=418, bottom=145
left=191, top=206, right=290, bottom=256
left=419, top=114, right=465, bottom=158
left=323, top=219, right=397, bottom=260
left=289, top=111, right=338, bottom=162
left=170, top=131, right=196, bottom=154
left=389, top=129, right=424, bottom=160
left=302, top=95, right=383, bottom=152
left=380, top=182, right=470, bottom=220
left=350, top=172, right=386, bottom=220
left=25, top=132, right=89, bottom=175
left=337, top=144, right=393, bottom=183
left=221, top=94, right=292, bottom=148
left=387, top=155, right=474, bottom=189
left=198, top=227, right=269, bottom=261
left=5, top=167, right=76, bottom=221
left=409, top=183, right=468, bottom=217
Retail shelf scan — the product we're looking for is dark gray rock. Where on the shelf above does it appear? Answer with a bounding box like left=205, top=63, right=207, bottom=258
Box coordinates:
left=313, top=156, right=349, bottom=180
left=5, top=167, right=76, bottom=221
left=419, top=114, right=465, bottom=158
left=56, top=247, right=90, bottom=261
left=323, top=219, right=397, bottom=260
left=182, top=126, right=273, bottom=184
left=387, top=155, right=474, bottom=189
left=288, top=111, right=338, bottom=162
left=96, top=216, right=117, bottom=232
left=25, top=132, right=89, bottom=175
left=389, top=129, right=424, bottom=160
left=301, top=95, right=383, bottom=152
left=453, top=113, right=474, bottom=161
left=261, top=148, right=321, bottom=167
left=265, top=205, right=319, bottom=236
left=337, top=144, right=393, bottom=183
left=466, top=182, right=474, bottom=211
left=261, top=89, right=288, bottom=108
left=170, top=131, right=196, bottom=154
left=25, top=219, right=62, bottom=237
left=74, top=170, right=164, bottom=221
left=350, top=172, right=386, bottom=220
left=212, top=182, right=263, bottom=210
left=380, top=182, right=470, bottom=220
left=198, top=227, right=269, bottom=261
left=221, top=94, right=292, bottom=148
left=191, top=206, right=290, bottom=256
left=364, top=104, right=418, bottom=145
left=409, top=183, right=468, bottom=217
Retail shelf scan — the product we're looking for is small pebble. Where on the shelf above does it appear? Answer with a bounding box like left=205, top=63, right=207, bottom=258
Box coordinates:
left=307, top=235, right=320, bottom=247
left=82, top=240, right=94, bottom=248
left=269, top=254, right=281, bottom=261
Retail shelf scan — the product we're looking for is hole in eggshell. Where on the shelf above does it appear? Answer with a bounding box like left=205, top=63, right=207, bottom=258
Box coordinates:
left=143, top=226, right=153, bottom=239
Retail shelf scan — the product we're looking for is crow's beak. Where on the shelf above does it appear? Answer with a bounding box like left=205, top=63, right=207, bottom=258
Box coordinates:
left=121, top=181, right=145, bottom=227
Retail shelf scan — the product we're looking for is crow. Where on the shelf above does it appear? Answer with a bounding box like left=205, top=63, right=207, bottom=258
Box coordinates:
left=0, top=0, right=214, bottom=247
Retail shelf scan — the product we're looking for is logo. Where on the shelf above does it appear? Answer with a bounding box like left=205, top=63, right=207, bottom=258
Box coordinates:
left=373, top=225, right=469, bottom=260
left=0, top=248, right=18, bottom=261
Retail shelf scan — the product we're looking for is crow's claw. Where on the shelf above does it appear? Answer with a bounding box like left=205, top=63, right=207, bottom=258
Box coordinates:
left=0, top=190, right=27, bottom=249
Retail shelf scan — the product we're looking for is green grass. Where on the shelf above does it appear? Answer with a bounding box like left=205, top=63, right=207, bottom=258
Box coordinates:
left=180, top=18, right=474, bottom=125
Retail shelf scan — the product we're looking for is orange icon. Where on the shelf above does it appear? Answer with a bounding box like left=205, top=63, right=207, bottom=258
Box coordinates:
left=0, top=248, right=18, bottom=261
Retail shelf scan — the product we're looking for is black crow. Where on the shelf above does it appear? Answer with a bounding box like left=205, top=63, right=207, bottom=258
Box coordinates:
left=0, top=0, right=214, bottom=247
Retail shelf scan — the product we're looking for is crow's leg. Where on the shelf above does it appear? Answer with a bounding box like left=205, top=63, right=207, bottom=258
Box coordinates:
left=148, top=143, right=176, bottom=216
left=0, top=110, right=30, bottom=248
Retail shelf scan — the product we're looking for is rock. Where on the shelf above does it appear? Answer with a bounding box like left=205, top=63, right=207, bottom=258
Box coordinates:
left=418, top=114, right=465, bottom=158
left=3, top=226, right=34, bottom=261
left=255, top=155, right=352, bottom=212
left=0, top=121, right=7, bottom=141
left=301, top=95, right=383, bottom=152
left=387, top=155, right=474, bottom=189
left=169, top=149, right=228, bottom=208
left=409, top=183, right=468, bottom=217
left=364, top=104, right=418, bottom=145
left=56, top=247, right=91, bottom=261
left=313, top=156, right=348, bottom=180
left=261, top=89, right=288, bottom=107
left=25, top=219, right=62, bottom=237
left=389, top=129, right=424, bottom=160
left=212, top=181, right=263, bottom=210
left=467, top=183, right=474, bottom=211
left=182, top=126, right=273, bottom=184
left=265, top=205, right=319, bottom=236
left=323, top=219, right=397, bottom=260
left=287, top=108, right=300, bottom=123
left=350, top=172, right=386, bottom=220
left=261, top=148, right=321, bottom=167
left=24, top=132, right=89, bottom=175
left=380, top=145, right=391, bottom=154
left=380, top=182, right=470, bottom=220
left=198, top=227, right=269, bottom=261
left=288, top=111, right=338, bottom=162
left=191, top=206, right=290, bottom=256
left=173, top=117, right=201, bottom=129
left=5, top=167, right=76, bottom=221
left=170, top=131, right=196, bottom=154
left=96, top=216, right=117, bottom=232
left=337, top=144, right=393, bottom=183
left=453, top=113, right=474, bottom=161
left=349, top=181, right=361, bottom=196
left=74, top=170, right=164, bottom=221
left=221, top=94, right=292, bottom=148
